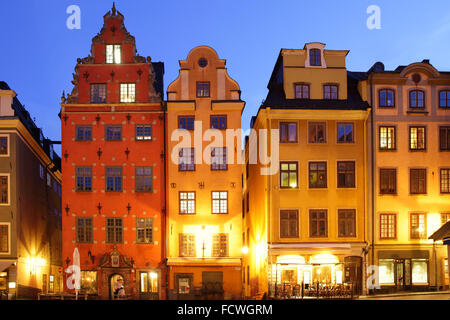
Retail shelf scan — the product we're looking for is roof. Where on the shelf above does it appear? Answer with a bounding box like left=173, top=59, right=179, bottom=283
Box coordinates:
left=429, top=221, right=450, bottom=241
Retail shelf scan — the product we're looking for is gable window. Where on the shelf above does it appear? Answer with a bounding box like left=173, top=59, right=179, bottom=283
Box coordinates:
left=440, top=168, right=450, bottom=194
left=337, top=161, right=355, bottom=188
left=179, top=234, right=196, bottom=257
left=439, top=90, right=450, bottom=108
left=410, top=168, right=427, bottom=194
left=380, top=168, right=397, bottom=194
left=308, top=122, right=326, bottom=143
left=120, top=83, right=136, bottom=103
left=309, top=49, right=321, bottom=66
left=337, top=123, right=354, bottom=143
left=135, top=167, right=153, bottom=192
left=76, top=218, right=93, bottom=243
left=280, top=122, right=297, bottom=143
left=105, top=167, right=122, bottom=192
left=0, top=136, right=8, bottom=155
left=136, top=218, right=153, bottom=244
left=0, top=224, right=9, bottom=253
left=280, top=210, right=299, bottom=238
left=409, top=126, right=426, bottom=151
left=212, top=191, right=228, bottom=214
left=90, top=84, right=107, bottom=103
left=380, top=213, right=396, bottom=239
left=410, top=213, right=426, bottom=239
left=105, top=125, right=122, bottom=141
left=135, top=125, right=152, bottom=141
left=178, top=116, right=195, bottom=130
left=211, top=147, right=227, bottom=171
left=106, top=218, right=123, bottom=243
left=309, top=210, right=328, bottom=237
left=294, top=84, right=310, bottom=99
left=106, top=44, right=121, bottom=64
left=212, top=234, right=228, bottom=257
left=309, top=162, right=327, bottom=188
left=179, top=148, right=195, bottom=171
left=76, top=126, right=92, bottom=141
left=211, top=115, right=227, bottom=129
left=379, top=126, right=396, bottom=150
left=0, top=176, right=8, bottom=204
left=75, top=167, right=92, bottom=192
left=179, top=191, right=195, bottom=215
left=323, top=85, right=338, bottom=100
left=280, top=162, right=298, bottom=189
left=338, top=209, right=356, bottom=237
left=196, top=82, right=210, bottom=97
left=379, top=89, right=395, bottom=107
left=409, top=90, right=425, bottom=108
left=439, top=126, right=450, bottom=151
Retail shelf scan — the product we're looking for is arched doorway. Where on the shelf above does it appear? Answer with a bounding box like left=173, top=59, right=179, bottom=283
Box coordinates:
left=109, top=273, right=125, bottom=300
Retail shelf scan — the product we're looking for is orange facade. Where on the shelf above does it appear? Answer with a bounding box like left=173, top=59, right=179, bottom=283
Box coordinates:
left=61, top=6, right=166, bottom=299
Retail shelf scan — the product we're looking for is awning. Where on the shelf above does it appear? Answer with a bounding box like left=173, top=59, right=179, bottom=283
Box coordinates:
left=0, top=260, right=14, bottom=272
left=429, top=221, right=450, bottom=241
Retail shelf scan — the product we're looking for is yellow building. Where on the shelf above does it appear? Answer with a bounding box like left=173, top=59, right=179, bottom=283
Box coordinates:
left=243, top=43, right=370, bottom=298
left=361, top=60, right=450, bottom=292
left=166, top=46, right=245, bottom=299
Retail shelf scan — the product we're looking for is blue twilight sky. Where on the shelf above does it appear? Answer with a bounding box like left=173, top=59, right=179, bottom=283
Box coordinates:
left=1, top=0, right=450, bottom=154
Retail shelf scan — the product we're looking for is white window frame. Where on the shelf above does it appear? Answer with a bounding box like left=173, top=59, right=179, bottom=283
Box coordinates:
left=106, top=44, right=121, bottom=64
left=0, top=222, right=11, bottom=255
left=0, top=134, right=10, bottom=157
left=0, top=174, right=10, bottom=206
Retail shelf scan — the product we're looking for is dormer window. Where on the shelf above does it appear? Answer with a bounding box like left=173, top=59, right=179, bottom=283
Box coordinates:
left=106, top=44, right=121, bottom=64
left=323, top=84, right=338, bottom=100
left=409, top=90, right=425, bottom=108
left=294, top=83, right=310, bottom=99
left=310, top=49, right=321, bottom=66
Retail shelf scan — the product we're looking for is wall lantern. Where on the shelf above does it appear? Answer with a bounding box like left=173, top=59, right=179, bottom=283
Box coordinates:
left=241, top=246, right=249, bottom=255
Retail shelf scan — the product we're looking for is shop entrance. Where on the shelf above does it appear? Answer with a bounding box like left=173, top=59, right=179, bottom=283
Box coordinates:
left=109, top=273, right=125, bottom=300
left=395, top=259, right=411, bottom=291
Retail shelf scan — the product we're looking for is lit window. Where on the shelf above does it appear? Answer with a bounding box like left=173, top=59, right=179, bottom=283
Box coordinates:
left=323, top=85, right=338, bottom=100
left=135, top=125, right=152, bottom=141
left=440, top=169, right=450, bottom=194
left=179, top=234, right=195, bottom=257
left=212, top=234, right=228, bottom=257
left=308, top=122, right=326, bottom=143
left=379, top=126, right=396, bottom=150
left=120, top=83, right=136, bottom=103
left=411, top=259, right=428, bottom=284
left=380, top=213, right=396, bottom=239
left=337, top=123, right=354, bottom=143
left=409, top=126, right=426, bottom=150
left=379, top=259, right=395, bottom=284
left=106, top=44, right=121, bottom=64
left=280, top=162, right=298, bottom=188
left=196, top=82, right=210, bottom=97
left=294, top=84, right=310, bottom=99
left=0, top=224, right=8, bottom=253
left=212, top=191, right=228, bottom=214
left=179, top=192, right=195, bottom=215
left=410, top=213, right=426, bottom=239
left=136, top=218, right=153, bottom=244
left=80, top=271, right=97, bottom=294
left=140, top=272, right=158, bottom=294
left=309, top=49, right=321, bottom=66
left=309, top=162, right=327, bottom=188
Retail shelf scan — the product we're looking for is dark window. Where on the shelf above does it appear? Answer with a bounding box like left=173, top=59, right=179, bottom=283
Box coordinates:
left=135, top=167, right=153, bottom=192
left=212, top=191, right=228, bottom=214
left=76, top=167, right=92, bottom=192
left=409, top=90, right=425, bottom=108
left=136, top=218, right=153, bottom=244
left=179, top=234, right=195, bottom=257
left=0, top=176, right=8, bottom=204
left=323, top=85, right=338, bottom=100
left=309, top=210, right=328, bottom=237
left=280, top=162, right=298, bottom=188
left=179, top=148, right=195, bottom=171
left=211, top=147, right=227, bottom=171
left=309, top=162, right=327, bottom=188
left=441, top=213, right=450, bottom=226
left=337, top=123, right=354, bottom=143
left=309, top=49, right=321, bottom=66
left=410, top=168, right=427, bottom=194
left=106, top=218, right=123, bottom=243
left=179, top=192, right=195, bottom=215
left=440, top=168, right=450, bottom=194
left=90, top=84, right=106, bottom=103
left=380, top=213, right=396, bottom=239
left=280, top=210, right=299, bottom=238
left=197, top=82, right=210, bottom=97
left=439, top=127, right=450, bottom=151
left=0, top=137, right=8, bottom=155
left=308, top=122, right=326, bottom=143
left=105, top=125, right=122, bottom=141
left=280, top=122, right=298, bottom=143
left=409, top=126, right=426, bottom=151
left=135, top=125, right=152, bottom=141
left=338, top=209, right=356, bottom=237
left=294, top=84, right=310, bottom=99
left=439, top=90, right=450, bottom=108
left=337, top=161, right=355, bottom=188
left=379, top=126, right=396, bottom=150
left=380, top=169, right=396, bottom=194
left=76, top=218, right=93, bottom=243
left=410, top=213, right=426, bottom=239
left=106, top=167, right=122, bottom=192
left=212, top=234, right=228, bottom=257
left=178, top=116, right=195, bottom=130
left=76, top=126, right=92, bottom=141
left=379, top=89, right=395, bottom=107
left=0, top=224, right=8, bottom=253
left=211, top=115, right=227, bottom=129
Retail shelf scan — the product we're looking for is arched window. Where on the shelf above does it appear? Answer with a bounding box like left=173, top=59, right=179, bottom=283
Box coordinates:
left=309, top=49, right=321, bottom=66
left=409, top=90, right=425, bottom=108
left=379, top=89, right=395, bottom=107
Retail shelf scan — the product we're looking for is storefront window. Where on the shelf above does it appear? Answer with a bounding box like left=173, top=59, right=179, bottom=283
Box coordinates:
left=411, top=259, right=428, bottom=284
left=140, top=272, right=158, bottom=293
left=379, top=259, right=395, bottom=284
left=0, top=272, right=7, bottom=290
left=178, top=278, right=190, bottom=294
left=80, top=271, right=97, bottom=294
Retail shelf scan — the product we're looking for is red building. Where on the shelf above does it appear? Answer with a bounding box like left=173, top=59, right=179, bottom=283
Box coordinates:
left=60, top=4, right=166, bottom=299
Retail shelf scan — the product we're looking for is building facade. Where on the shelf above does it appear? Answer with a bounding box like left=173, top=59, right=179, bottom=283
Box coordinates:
left=0, top=81, right=62, bottom=299
left=243, top=43, right=370, bottom=298
left=166, top=46, right=245, bottom=299
left=361, top=60, right=450, bottom=292
left=61, top=5, right=166, bottom=299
